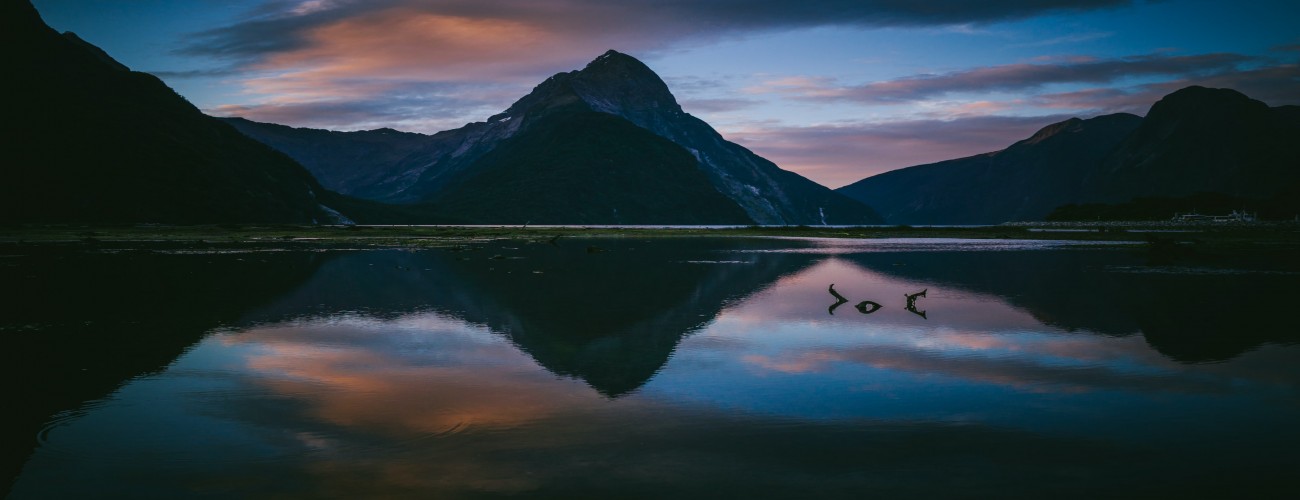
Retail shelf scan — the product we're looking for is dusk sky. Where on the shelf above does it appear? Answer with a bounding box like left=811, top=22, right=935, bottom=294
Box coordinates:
left=32, top=0, right=1300, bottom=187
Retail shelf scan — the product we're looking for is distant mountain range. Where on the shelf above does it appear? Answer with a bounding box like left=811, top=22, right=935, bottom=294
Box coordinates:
left=1, top=0, right=355, bottom=224
left=837, top=86, right=1300, bottom=224
left=9, top=0, right=1297, bottom=226
left=225, top=51, right=882, bottom=225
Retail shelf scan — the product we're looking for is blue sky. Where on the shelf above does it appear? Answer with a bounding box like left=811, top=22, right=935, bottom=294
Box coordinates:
left=31, top=0, right=1300, bottom=187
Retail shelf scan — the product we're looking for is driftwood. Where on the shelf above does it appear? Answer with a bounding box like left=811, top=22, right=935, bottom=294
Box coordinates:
left=905, top=289, right=928, bottom=319
left=828, top=284, right=849, bottom=315
left=854, top=301, right=882, bottom=314
left=829, top=285, right=930, bottom=318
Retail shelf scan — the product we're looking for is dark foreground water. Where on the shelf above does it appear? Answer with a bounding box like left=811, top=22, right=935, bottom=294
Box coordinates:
left=3, top=237, right=1299, bottom=498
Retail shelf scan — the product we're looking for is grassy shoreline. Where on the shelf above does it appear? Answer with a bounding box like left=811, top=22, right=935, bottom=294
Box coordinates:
left=2, top=222, right=1298, bottom=250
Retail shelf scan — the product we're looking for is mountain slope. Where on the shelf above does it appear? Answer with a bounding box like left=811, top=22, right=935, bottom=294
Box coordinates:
left=220, top=118, right=431, bottom=201
left=1, top=0, right=366, bottom=222
left=2, top=0, right=354, bottom=224
left=493, top=51, right=880, bottom=225
left=226, top=50, right=882, bottom=225
left=837, top=113, right=1142, bottom=224
left=431, top=107, right=753, bottom=224
left=838, top=86, right=1300, bottom=224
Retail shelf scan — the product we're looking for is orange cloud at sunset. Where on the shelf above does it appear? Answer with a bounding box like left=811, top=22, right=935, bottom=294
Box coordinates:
left=259, top=10, right=560, bottom=82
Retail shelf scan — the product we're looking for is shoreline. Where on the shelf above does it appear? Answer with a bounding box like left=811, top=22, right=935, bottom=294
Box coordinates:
left=2, top=222, right=1298, bottom=250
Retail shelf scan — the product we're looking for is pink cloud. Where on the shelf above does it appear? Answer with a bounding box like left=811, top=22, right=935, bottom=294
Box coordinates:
left=180, top=0, right=1144, bottom=134
left=1034, top=63, right=1300, bottom=113
left=751, top=53, right=1256, bottom=104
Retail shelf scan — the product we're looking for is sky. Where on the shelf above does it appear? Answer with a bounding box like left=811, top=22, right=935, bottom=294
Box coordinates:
left=31, top=0, right=1300, bottom=188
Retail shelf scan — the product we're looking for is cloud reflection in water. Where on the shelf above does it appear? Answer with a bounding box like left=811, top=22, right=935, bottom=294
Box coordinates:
left=11, top=242, right=1300, bottom=498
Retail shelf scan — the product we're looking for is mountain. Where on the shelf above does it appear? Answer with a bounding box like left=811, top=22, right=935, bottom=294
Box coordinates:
left=1, top=0, right=355, bottom=224
left=427, top=107, right=753, bottom=224
left=837, top=113, right=1141, bottom=225
left=225, top=50, right=882, bottom=225
left=837, top=86, right=1300, bottom=224
left=228, top=103, right=751, bottom=225
left=220, top=118, right=431, bottom=201
left=1082, top=86, right=1300, bottom=203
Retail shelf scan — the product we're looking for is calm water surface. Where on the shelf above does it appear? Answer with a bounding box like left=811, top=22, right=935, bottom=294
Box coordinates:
left=3, top=237, right=1298, bottom=498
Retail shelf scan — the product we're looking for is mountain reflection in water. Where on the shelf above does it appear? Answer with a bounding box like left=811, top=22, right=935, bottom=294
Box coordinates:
left=5, top=237, right=1299, bottom=498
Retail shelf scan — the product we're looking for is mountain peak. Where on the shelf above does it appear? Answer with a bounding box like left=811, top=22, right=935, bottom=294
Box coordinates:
left=1162, top=85, right=1249, bottom=102
left=583, top=50, right=648, bottom=72
left=1147, top=85, right=1264, bottom=119
left=499, top=50, right=682, bottom=123
left=569, top=50, right=682, bottom=115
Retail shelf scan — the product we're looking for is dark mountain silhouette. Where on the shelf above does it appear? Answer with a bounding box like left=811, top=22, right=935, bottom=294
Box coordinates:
left=233, top=103, right=754, bottom=224
left=225, top=50, right=882, bottom=225
left=1083, top=86, right=1300, bottom=203
left=837, top=113, right=1141, bottom=224
left=220, top=118, right=431, bottom=201
left=430, top=107, right=753, bottom=224
left=1, top=0, right=357, bottom=224
left=837, top=86, right=1300, bottom=224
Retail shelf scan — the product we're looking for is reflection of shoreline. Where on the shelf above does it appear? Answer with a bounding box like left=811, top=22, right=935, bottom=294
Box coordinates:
left=698, top=257, right=1211, bottom=396
left=838, top=250, right=1300, bottom=362
left=37, top=306, right=1283, bottom=499
left=235, top=238, right=822, bottom=396
left=1, top=251, right=325, bottom=496
left=11, top=243, right=1300, bottom=499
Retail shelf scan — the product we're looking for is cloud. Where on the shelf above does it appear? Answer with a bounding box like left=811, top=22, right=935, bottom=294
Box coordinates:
left=1008, top=31, right=1114, bottom=48
left=175, top=1, right=1140, bottom=120
left=753, top=53, right=1256, bottom=103
left=1032, top=63, right=1300, bottom=113
left=679, top=98, right=761, bottom=114
left=182, top=0, right=1138, bottom=62
left=147, top=66, right=243, bottom=79
left=722, top=114, right=1073, bottom=187
left=207, top=80, right=513, bottom=132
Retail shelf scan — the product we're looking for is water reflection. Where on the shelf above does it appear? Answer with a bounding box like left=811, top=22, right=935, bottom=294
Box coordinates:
left=235, top=238, right=820, bottom=396
left=0, top=249, right=322, bottom=493
left=838, top=249, right=1300, bottom=362
left=6, top=238, right=1300, bottom=497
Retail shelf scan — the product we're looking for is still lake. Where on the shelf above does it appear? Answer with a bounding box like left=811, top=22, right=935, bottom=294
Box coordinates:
left=4, top=237, right=1299, bottom=498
